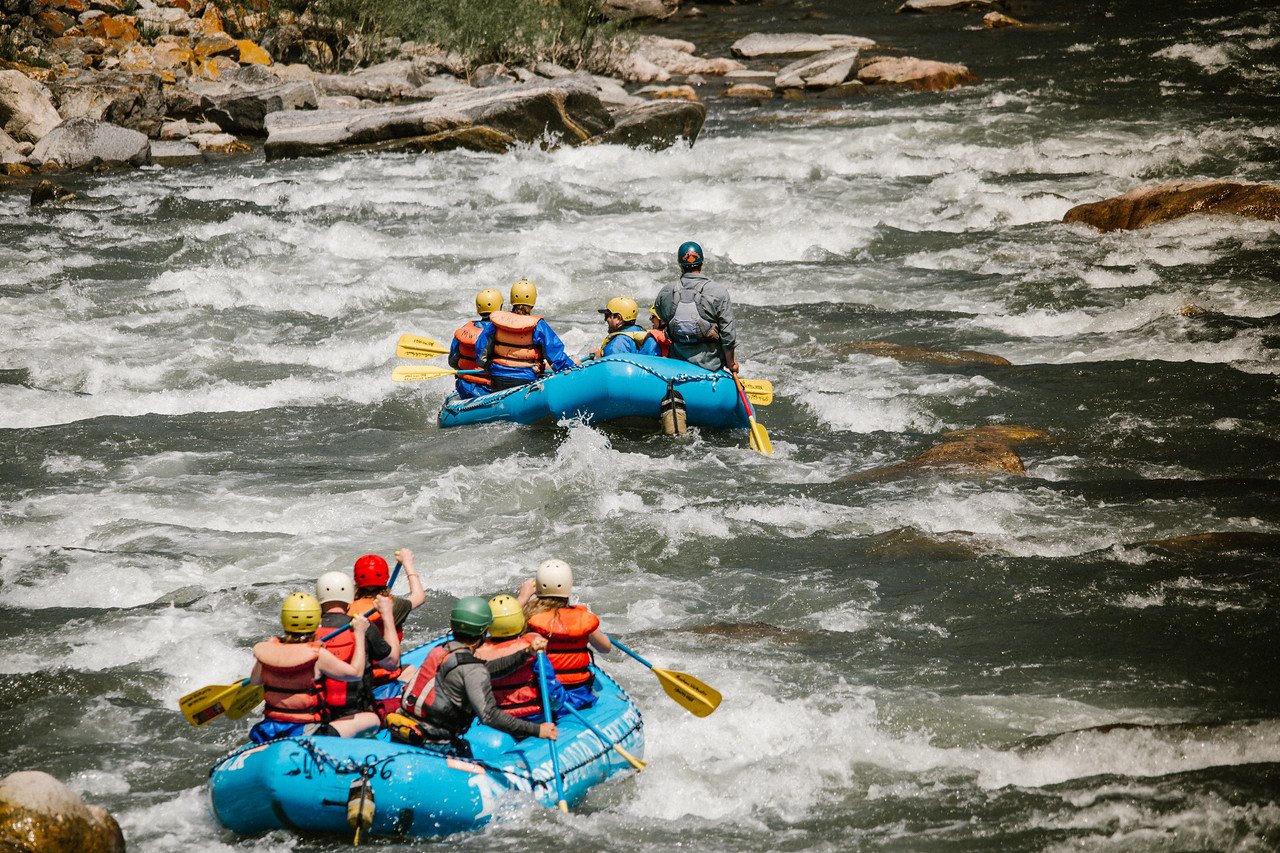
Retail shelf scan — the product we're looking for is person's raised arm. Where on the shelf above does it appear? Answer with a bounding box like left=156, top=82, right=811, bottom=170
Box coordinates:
left=516, top=577, right=536, bottom=606
left=399, top=547, right=426, bottom=608
left=588, top=629, right=612, bottom=653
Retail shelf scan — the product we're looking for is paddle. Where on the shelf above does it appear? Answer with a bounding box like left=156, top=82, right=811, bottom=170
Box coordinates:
left=563, top=705, right=646, bottom=771
left=608, top=637, right=722, bottom=718
left=536, top=652, right=570, bottom=813
left=391, top=365, right=485, bottom=382
left=395, top=334, right=449, bottom=359
left=178, top=561, right=403, bottom=727
left=739, top=377, right=772, bottom=406
left=731, top=374, right=773, bottom=456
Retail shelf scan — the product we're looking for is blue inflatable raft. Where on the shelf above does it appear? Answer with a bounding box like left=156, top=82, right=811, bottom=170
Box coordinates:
left=208, top=639, right=644, bottom=839
left=439, top=354, right=751, bottom=431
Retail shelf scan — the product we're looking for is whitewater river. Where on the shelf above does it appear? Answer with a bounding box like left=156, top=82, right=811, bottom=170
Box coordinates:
left=2, top=0, right=1278, bottom=849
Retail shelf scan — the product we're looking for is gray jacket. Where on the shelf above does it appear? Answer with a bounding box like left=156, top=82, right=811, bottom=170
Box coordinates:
left=424, top=644, right=542, bottom=740
left=653, top=273, right=737, bottom=371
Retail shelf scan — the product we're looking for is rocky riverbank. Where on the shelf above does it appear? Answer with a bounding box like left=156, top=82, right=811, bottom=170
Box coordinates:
left=1, top=0, right=983, bottom=180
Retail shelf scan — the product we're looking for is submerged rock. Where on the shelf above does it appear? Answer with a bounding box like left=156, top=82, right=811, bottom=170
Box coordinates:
left=31, top=116, right=149, bottom=168
left=264, top=76, right=614, bottom=160
left=856, top=56, right=979, bottom=91
left=837, top=341, right=1011, bottom=367
left=1062, top=180, right=1280, bottom=232
left=29, top=178, right=78, bottom=207
left=724, top=83, right=774, bottom=99
left=591, top=99, right=706, bottom=150
left=1138, top=531, right=1280, bottom=554
left=842, top=428, right=1031, bottom=482
left=866, top=527, right=981, bottom=561
left=0, top=770, right=124, bottom=853
left=0, top=70, right=63, bottom=143
left=983, top=11, right=1025, bottom=27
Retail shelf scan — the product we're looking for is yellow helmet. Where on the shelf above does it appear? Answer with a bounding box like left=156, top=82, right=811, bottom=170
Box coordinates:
left=510, top=278, right=537, bottom=307
left=601, top=296, right=639, bottom=322
left=280, top=592, right=321, bottom=634
left=475, top=288, right=503, bottom=315
left=488, top=593, right=526, bottom=639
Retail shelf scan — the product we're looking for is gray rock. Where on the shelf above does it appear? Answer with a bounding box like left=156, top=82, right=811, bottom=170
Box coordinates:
left=723, top=83, right=774, bottom=99
left=49, top=69, right=166, bottom=138
left=198, top=80, right=318, bottom=135
left=0, top=126, right=19, bottom=160
left=775, top=47, right=860, bottom=88
left=265, top=75, right=615, bottom=160
left=725, top=69, right=777, bottom=81
left=150, top=139, right=204, bottom=165
left=31, top=116, right=150, bottom=168
left=898, top=0, right=997, bottom=11
left=534, top=61, right=574, bottom=79
left=731, top=33, right=874, bottom=58
left=591, top=99, right=706, bottom=150
left=473, top=63, right=517, bottom=88
left=591, top=75, right=644, bottom=107
left=160, top=119, right=190, bottom=139
left=409, top=75, right=473, bottom=100
left=317, top=95, right=362, bottom=110
left=0, top=70, right=63, bottom=143
left=314, top=59, right=433, bottom=101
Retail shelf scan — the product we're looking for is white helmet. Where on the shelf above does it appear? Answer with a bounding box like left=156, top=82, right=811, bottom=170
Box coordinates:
left=316, top=571, right=355, bottom=606
left=535, top=558, right=573, bottom=598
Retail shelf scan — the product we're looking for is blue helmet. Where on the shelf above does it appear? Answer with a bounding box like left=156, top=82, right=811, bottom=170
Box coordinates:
left=677, top=241, right=703, bottom=271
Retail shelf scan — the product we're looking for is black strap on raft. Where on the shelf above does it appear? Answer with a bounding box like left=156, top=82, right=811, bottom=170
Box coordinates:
left=661, top=382, right=687, bottom=436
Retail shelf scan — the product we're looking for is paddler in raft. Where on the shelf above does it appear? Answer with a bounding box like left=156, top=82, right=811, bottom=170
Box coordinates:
left=652, top=240, right=739, bottom=375
left=386, top=596, right=558, bottom=756
left=448, top=288, right=503, bottom=399
left=476, top=593, right=569, bottom=721
left=472, top=278, right=576, bottom=390
left=516, top=559, right=612, bottom=710
left=582, top=296, right=663, bottom=360
left=648, top=304, right=672, bottom=357
left=316, top=571, right=400, bottom=723
left=248, top=592, right=380, bottom=744
left=349, top=549, right=427, bottom=719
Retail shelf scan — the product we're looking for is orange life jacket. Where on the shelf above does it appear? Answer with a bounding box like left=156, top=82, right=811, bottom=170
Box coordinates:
left=318, top=618, right=361, bottom=715
left=453, top=320, right=491, bottom=387
left=527, top=605, right=600, bottom=688
left=488, top=310, right=544, bottom=371
left=254, top=637, right=324, bottom=723
left=349, top=597, right=403, bottom=684
left=649, top=328, right=671, bottom=358
left=476, top=635, right=541, bottom=718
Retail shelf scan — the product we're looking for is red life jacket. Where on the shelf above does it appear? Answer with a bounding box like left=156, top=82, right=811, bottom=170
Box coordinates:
left=349, top=597, right=403, bottom=684
left=527, top=605, right=600, bottom=688
left=649, top=328, right=671, bottom=358
left=400, top=643, right=482, bottom=735
left=254, top=637, right=324, bottom=723
left=488, top=310, right=544, bottom=371
left=453, top=320, right=491, bottom=387
left=318, top=617, right=361, bottom=715
left=476, top=635, right=540, bottom=718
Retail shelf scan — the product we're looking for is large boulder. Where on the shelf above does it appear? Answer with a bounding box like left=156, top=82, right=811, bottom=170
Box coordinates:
left=314, top=59, right=432, bottom=101
left=1062, top=180, right=1280, bottom=232
left=0, top=70, right=63, bottom=143
left=856, top=56, right=978, bottom=91
left=591, top=99, right=706, bottom=149
left=30, top=116, right=150, bottom=167
left=602, top=0, right=680, bottom=21
left=776, top=47, right=860, bottom=88
left=263, top=75, right=614, bottom=160
left=731, top=32, right=874, bottom=58
left=48, top=69, right=166, bottom=137
left=628, top=35, right=745, bottom=77
left=0, top=770, right=124, bottom=853
left=191, top=78, right=318, bottom=134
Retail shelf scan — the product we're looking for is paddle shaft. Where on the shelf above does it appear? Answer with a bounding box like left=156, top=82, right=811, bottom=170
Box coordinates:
left=536, top=652, right=569, bottom=812
left=608, top=636, right=657, bottom=670
left=563, top=705, right=646, bottom=771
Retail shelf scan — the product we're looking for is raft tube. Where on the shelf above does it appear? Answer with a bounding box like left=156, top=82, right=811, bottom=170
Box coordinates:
left=208, top=639, right=644, bottom=839
left=438, top=353, right=751, bottom=430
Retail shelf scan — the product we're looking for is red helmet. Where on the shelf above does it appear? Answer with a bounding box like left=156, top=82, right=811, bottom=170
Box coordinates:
left=353, top=554, right=389, bottom=588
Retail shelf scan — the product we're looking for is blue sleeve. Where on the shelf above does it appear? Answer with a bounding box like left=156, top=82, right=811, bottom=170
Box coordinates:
left=533, top=654, right=569, bottom=711
left=639, top=334, right=660, bottom=356
left=473, top=324, right=492, bottom=367
left=535, top=321, right=575, bottom=372
left=447, top=334, right=461, bottom=369
left=602, top=335, right=637, bottom=357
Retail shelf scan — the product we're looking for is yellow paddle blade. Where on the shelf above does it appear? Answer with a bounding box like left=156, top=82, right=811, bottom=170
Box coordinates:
left=178, top=681, right=246, bottom=726
left=748, top=418, right=773, bottom=456
left=224, top=684, right=265, bottom=720
left=614, top=744, right=647, bottom=771
left=740, top=378, right=772, bottom=406
left=396, top=334, right=449, bottom=359
left=654, top=667, right=722, bottom=717
left=391, top=364, right=458, bottom=382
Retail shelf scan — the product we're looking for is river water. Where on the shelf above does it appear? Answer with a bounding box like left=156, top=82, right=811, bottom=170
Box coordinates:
left=2, top=0, right=1279, bottom=849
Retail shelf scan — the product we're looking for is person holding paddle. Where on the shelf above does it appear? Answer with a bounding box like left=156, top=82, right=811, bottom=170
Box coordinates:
left=448, top=288, right=503, bottom=399
left=316, top=572, right=400, bottom=723
left=472, top=279, right=576, bottom=390
left=517, top=559, right=612, bottom=710
left=248, top=592, right=378, bottom=744
left=476, top=594, right=568, bottom=721
left=349, top=548, right=425, bottom=718
left=652, top=241, right=739, bottom=375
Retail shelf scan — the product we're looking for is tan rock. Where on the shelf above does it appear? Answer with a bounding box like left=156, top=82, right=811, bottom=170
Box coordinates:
left=857, top=56, right=978, bottom=91
left=940, top=425, right=1051, bottom=445
left=79, top=13, right=141, bottom=46
left=187, top=130, right=249, bottom=152
left=0, top=770, right=124, bottom=853
left=0, top=71, right=63, bottom=143
left=867, top=527, right=981, bottom=560
left=983, top=11, right=1024, bottom=27
left=200, top=4, right=225, bottom=35
left=836, top=341, right=1011, bottom=367
left=194, top=32, right=238, bottom=59
left=2, top=162, right=36, bottom=176
left=842, top=437, right=1026, bottom=481
left=38, top=9, right=78, bottom=36
left=235, top=39, right=271, bottom=66
left=47, top=0, right=89, bottom=13
left=646, top=85, right=698, bottom=101
left=724, top=83, right=773, bottom=98
left=1063, top=180, right=1280, bottom=232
